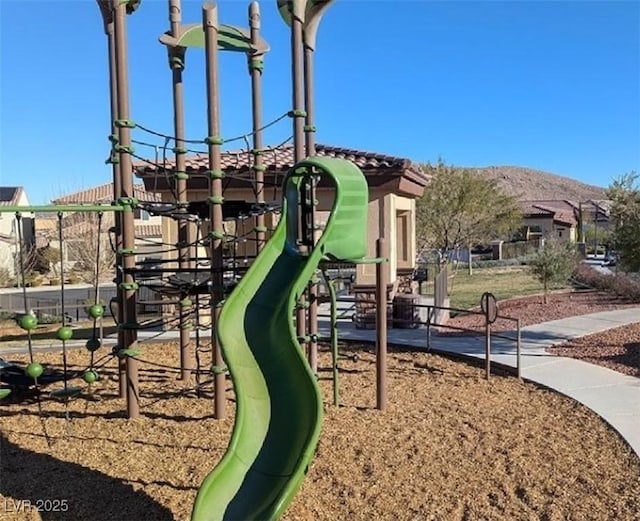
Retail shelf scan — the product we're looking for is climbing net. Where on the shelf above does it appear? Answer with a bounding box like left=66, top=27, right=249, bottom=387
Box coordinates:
left=132, top=121, right=297, bottom=391
left=0, top=111, right=294, bottom=409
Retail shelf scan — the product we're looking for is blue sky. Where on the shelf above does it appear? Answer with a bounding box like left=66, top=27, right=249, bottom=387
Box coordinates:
left=1, top=0, right=638, bottom=204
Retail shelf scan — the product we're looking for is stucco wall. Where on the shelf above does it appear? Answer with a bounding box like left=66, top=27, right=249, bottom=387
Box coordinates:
left=522, top=217, right=576, bottom=242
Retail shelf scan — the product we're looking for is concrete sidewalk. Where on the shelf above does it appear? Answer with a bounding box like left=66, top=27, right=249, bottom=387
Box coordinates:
left=317, top=307, right=640, bottom=460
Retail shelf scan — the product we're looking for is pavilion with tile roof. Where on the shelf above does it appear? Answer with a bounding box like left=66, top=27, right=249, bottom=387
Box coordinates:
left=134, top=143, right=429, bottom=293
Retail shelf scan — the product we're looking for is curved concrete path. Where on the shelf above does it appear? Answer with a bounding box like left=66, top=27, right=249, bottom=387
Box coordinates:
left=317, top=307, right=640, bottom=460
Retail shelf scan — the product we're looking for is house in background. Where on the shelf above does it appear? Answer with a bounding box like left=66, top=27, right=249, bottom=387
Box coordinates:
left=0, top=187, right=34, bottom=277
left=134, top=144, right=429, bottom=309
left=519, top=200, right=579, bottom=242
left=578, top=199, right=611, bottom=238
left=40, top=182, right=164, bottom=265
left=518, top=199, right=611, bottom=246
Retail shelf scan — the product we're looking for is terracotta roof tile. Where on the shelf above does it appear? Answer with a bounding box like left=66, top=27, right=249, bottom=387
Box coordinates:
left=521, top=199, right=578, bottom=213
left=133, top=144, right=423, bottom=177
left=520, top=203, right=554, bottom=216
left=134, top=224, right=162, bottom=238
left=39, top=215, right=160, bottom=239
left=52, top=182, right=161, bottom=204
left=521, top=201, right=578, bottom=226
left=552, top=211, right=578, bottom=226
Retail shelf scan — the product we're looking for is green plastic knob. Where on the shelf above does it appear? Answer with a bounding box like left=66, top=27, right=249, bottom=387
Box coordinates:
left=85, top=338, right=102, bottom=352
left=57, top=326, right=73, bottom=341
left=88, top=305, right=105, bottom=319
left=25, top=362, right=44, bottom=379
left=83, top=370, right=99, bottom=384
left=20, top=315, right=38, bottom=331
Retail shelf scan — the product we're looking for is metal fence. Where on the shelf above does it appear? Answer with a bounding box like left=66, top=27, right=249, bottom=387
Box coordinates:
left=389, top=300, right=522, bottom=380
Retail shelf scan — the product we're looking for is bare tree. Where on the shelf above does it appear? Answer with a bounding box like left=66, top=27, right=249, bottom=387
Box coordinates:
left=14, top=244, right=40, bottom=287
left=64, top=213, right=116, bottom=283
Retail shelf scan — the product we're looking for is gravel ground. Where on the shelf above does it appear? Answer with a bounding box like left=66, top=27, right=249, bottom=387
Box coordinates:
left=548, top=322, right=640, bottom=377
left=1, top=342, right=639, bottom=521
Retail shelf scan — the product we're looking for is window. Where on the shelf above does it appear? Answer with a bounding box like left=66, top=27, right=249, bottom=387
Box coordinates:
left=395, top=210, right=411, bottom=267
left=557, top=228, right=565, bottom=238
left=134, top=209, right=150, bottom=221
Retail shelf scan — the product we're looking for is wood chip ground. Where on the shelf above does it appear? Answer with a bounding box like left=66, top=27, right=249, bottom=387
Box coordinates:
left=1, top=338, right=639, bottom=520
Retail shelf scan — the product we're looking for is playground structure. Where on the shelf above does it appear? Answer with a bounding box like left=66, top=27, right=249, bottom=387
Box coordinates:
left=0, top=0, right=393, bottom=519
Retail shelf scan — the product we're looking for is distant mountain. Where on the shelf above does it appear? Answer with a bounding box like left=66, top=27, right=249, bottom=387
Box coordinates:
left=465, top=166, right=607, bottom=202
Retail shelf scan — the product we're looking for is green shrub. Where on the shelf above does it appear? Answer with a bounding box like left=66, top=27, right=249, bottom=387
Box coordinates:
left=37, top=314, right=65, bottom=324
left=529, top=240, right=580, bottom=303
left=0, top=310, right=16, bottom=321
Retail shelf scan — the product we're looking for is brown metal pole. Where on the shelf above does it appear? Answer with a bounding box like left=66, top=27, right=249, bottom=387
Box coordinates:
left=303, top=37, right=319, bottom=374
left=203, top=2, right=226, bottom=419
left=112, top=0, right=139, bottom=418
left=291, top=1, right=307, bottom=347
left=485, top=320, right=491, bottom=380
left=97, top=1, right=127, bottom=400
left=516, top=318, right=521, bottom=380
left=303, top=45, right=316, bottom=156
left=376, top=238, right=388, bottom=410
left=249, top=2, right=266, bottom=253
left=168, top=0, right=193, bottom=382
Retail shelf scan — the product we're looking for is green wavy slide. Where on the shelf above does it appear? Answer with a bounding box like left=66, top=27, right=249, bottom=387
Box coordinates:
left=191, top=157, right=369, bottom=521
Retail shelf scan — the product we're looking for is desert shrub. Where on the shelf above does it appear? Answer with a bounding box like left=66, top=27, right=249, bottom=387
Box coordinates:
left=0, top=310, right=16, bottom=321
left=572, top=264, right=640, bottom=302
left=36, top=314, right=65, bottom=324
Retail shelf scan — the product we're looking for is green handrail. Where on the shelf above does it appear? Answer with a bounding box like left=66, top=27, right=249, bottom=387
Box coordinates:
left=0, top=204, right=126, bottom=213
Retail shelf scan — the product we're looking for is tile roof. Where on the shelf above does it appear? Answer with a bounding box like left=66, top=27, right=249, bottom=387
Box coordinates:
left=521, top=201, right=578, bottom=226
left=134, top=143, right=423, bottom=175
left=38, top=216, right=161, bottom=240
left=51, top=182, right=162, bottom=204
left=520, top=203, right=554, bottom=216
left=0, top=187, right=23, bottom=206
left=134, top=224, right=162, bottom=238
left=582, top=199, right=612, bottom=216
left=134, top=143, right=428, bottom=198
left=552, top=210, right=578, bottom=227
left=521, top=199, right=578, bottom=213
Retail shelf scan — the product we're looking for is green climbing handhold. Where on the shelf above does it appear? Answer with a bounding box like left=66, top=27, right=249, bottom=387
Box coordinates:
left=83, top=370, right=99, bottom=384
left=117, top=348, right=140, bottom=358
left=85, top=338, right=102, bottom=352
left=25, top=362, right=44, bottom=380
left=0, top=388, right=11, bottom=400
left=88, top=304, right=105, bottom=319
left=57, top=326, right=73, bottom=341
left=20, top=314, right=38, bottom=331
